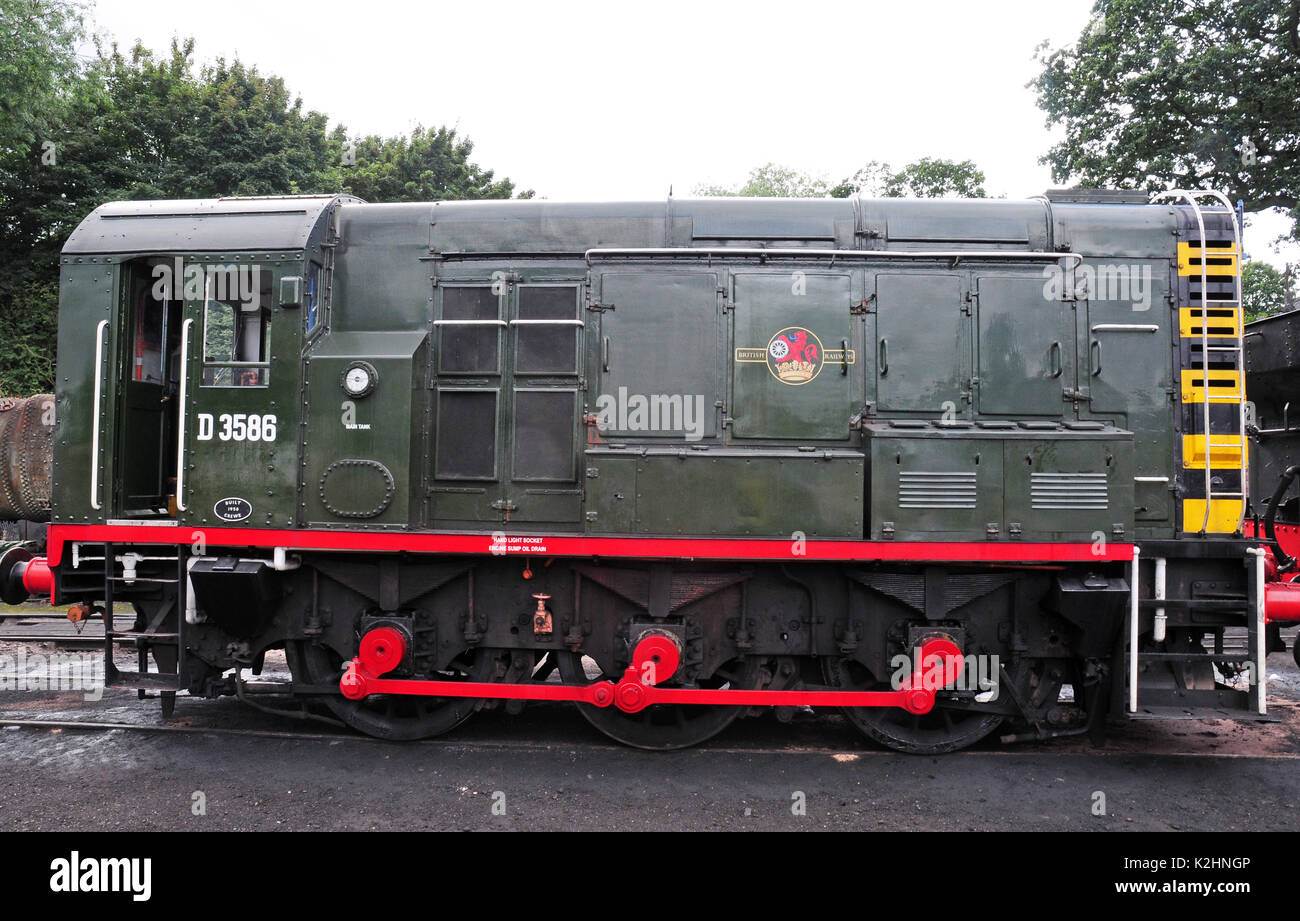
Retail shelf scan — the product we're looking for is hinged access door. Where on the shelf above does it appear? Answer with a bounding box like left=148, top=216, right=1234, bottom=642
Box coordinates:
left=731, top=272, right=855, bottom=440
left=874, top=273, right=970, bottom=414
left=595, top=272, right=721, bottom=442
left=975, top=274, right=1074, bottom=416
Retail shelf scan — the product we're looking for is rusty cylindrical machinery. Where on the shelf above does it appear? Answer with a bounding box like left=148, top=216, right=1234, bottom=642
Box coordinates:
left=0, top=395, right=53, bottom=523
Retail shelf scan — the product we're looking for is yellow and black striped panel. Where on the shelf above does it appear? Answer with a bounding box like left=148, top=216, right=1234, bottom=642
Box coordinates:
left=1177, top=241, right=1240, bottom=277
left=1179, top=368, right=1243, bottom=403
left=1182, top=499, right=1247, bottom=533
left=1179, top=305, right=1242, bottom=338
left=1181, top=433, right=1244, bottom=468
left=1176, top=238, right=1244, bottom=533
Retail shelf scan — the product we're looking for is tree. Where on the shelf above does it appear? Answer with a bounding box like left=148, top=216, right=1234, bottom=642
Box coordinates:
left=339, top=126, right=527, bottom=202
left=695, top=163, right=836, bottom=198
left=0, top=31, right=529, bottom=394
left=0, top=0, right=84, bottom=155
left=1032, top=0, right=1300, bottom=240
left=833, top=158, right=987, bottom=198
left=1243, top=261, right=1298, bottom=321
left=697, top=158, right=988, bottom=199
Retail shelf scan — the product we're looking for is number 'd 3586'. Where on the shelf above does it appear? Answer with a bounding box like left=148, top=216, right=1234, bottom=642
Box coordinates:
left=196, top=413, right=277, bottom=442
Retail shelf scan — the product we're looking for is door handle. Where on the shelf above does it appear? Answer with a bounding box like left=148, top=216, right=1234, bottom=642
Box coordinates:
left=1091, top=338, right=1102, bottom=377
left=878, top=338, right=888, bottom=376
left=1049, top=341, right=1062, bottom=379
left=602, top=336, right=610, bottom=372
left=841, top=338, right=849, bottom=375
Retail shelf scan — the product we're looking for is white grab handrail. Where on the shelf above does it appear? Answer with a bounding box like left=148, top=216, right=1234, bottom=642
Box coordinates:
left=89, top=320, right=109, bottom=510
left=175, top=317, right=195, bottom=512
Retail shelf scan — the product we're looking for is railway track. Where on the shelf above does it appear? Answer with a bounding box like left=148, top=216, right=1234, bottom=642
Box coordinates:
left=1, top=713, right=1298, bottom=759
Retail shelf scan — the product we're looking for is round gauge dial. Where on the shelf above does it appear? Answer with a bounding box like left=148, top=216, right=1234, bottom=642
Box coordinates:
left=341, top=361, right=378, bottom=398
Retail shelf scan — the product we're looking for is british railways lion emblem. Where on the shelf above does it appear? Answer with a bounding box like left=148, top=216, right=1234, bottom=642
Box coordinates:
left=735, top=326, right=855, bottom=385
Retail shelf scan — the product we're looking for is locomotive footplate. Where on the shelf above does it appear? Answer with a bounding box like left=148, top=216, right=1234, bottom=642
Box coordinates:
left=341, top=630, right=964, bottom=716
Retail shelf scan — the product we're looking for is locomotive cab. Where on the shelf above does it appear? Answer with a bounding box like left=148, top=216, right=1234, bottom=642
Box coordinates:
left=55, top=197, right=347, bottom=528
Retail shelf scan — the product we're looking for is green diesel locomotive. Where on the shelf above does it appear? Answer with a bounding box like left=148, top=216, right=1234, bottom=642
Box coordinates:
left=2, top=189, right=1292, bottom=752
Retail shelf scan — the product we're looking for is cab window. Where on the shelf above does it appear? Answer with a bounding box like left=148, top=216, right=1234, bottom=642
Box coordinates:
left=201, top=266, right=272, bottom=387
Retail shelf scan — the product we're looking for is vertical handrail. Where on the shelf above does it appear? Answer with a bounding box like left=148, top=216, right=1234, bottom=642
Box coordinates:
left=1152, top=190, right=1222, bottom=532
left=1194, top=189, right=1247, bottom=530
left=1129, top=545, right=1141, bottom=713
left=1247, top=547, right=1267, bottom=715
left=89, top=319, right=109, bottom=511
left=175, top=317, right=195, bottom=512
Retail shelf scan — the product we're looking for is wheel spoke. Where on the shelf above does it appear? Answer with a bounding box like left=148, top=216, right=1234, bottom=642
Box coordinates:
left=562, top=652, right=761, bottom=750
left=286, top=641, right=509, bottom=741
left=822, top=654, right=1006, bottom=754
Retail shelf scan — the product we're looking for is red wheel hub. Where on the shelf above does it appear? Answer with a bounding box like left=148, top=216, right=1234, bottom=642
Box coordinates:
left=358, top=626, right=407, bottom=676
left=629, top=633, right=680, bottom=687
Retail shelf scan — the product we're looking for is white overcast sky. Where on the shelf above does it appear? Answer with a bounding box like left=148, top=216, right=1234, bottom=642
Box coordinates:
left=83, top=0, right=1297, bottom=267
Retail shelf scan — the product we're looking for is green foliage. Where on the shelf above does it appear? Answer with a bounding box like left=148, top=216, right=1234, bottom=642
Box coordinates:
left=1243, top=260, right=1298, bottom=321
left=696, top=163, right=837, bottom=198
left=0, top=14, right=527, bottom=396
left=832, top=159, right=987, bottom=199
left=882, top=158, right=987, bottom=198
left=1032, top=0, right=1300, bottom=240
left=698, top=158, right=987, bottom=199
left=0, top=279, right=57, bottom=395
left=340, top=126, right=526, bottom=201
left=0, top=0, right=84, bottom=155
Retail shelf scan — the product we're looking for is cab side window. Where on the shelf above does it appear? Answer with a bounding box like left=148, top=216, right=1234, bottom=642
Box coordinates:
left=201, top=267, right=272, bottom=387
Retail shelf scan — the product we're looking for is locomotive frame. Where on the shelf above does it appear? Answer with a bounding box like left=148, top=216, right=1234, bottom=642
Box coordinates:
left=5, top=189, right=1295, bottom=753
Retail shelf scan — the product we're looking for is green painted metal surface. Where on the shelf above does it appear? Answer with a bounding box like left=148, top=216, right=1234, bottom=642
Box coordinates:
left=50, top=194, right=1211, bottom=545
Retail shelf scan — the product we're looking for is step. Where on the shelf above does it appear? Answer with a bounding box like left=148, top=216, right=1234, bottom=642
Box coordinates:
left=1136, top=652, right=1254, bottom=663
left=1127, top=704, right=1278, bottom=723
left=105, top=671, right=182, bottom=691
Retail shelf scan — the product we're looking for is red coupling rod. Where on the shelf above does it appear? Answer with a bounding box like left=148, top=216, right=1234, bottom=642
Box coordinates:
left=340, top=633, right=964, bottom=716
